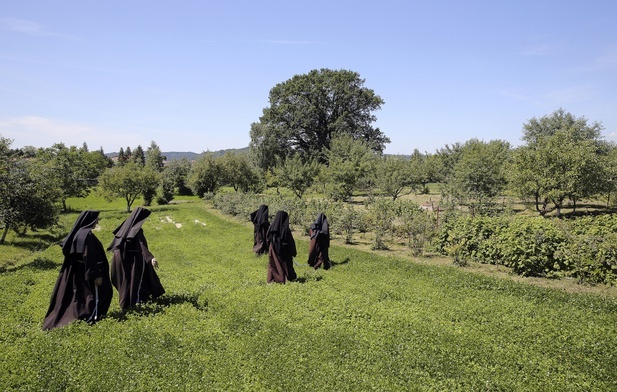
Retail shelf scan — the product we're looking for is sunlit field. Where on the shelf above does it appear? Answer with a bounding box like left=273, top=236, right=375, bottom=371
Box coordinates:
left=1, top=194, right=617, bottom=391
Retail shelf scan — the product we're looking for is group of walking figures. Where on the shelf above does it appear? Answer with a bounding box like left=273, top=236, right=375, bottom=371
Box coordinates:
left=43, top=205, right=330, bottom=330
left=250, top=205, right=331, bottom=284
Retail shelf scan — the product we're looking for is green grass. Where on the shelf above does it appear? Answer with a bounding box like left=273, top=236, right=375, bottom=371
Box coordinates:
left=1, top=194, right=617, bottom=390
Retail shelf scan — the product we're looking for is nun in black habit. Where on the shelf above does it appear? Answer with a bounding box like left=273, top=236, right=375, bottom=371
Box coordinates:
left=266, top=210, right=297, bottom=283
left=108, top=207, right=165, bottom=310
left=307, top=212, right=331, bottom=270
left=43, top=210, right=113, bottom=330
left=250, top=204, right=269, bottom=255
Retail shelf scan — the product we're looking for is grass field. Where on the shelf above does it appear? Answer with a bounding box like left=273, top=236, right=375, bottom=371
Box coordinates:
left=1, top=194, right=617, bottom=391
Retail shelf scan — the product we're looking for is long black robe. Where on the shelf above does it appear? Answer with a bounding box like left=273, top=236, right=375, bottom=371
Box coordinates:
left=108, top=207, right=165, bottom=310
left=250, top=204, right=269, bottom=255
left=307, top=212, right=331, bottom=270
left=266, top=210, right=297, bottom=283
left=43, top=210, right=113, bottom=330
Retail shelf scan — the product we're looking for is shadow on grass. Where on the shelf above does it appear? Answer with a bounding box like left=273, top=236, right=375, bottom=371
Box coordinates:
left=0, top=256, right=59, bottom=275
left=294, top=275, right=324, bottom=284
left=3, top=231, right=63, bottom=252
left=330, top=257, right=350, bottom=267
left=108, top=291, right=204, bottom=320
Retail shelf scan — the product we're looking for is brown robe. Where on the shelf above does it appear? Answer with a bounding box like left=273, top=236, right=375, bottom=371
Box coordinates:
left=43, top=210, right=113, bottom=330
left=250, top=204, right=269, bottom=255
left=266, top=210, right=297, bottom=283
left=108, top=208, right=165, bottom=310
left=307, top=213, right=331, bottom=270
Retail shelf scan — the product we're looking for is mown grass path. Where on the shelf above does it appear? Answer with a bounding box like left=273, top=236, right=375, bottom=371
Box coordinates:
left=1, top=197, right=617, bottom=391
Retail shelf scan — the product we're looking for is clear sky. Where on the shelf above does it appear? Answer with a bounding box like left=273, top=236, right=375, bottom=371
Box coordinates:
left=1, top=0, right=616, bottom=155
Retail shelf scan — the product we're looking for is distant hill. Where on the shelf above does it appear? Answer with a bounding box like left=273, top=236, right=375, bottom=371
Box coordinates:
left=106, top=147, right=250, bottom=161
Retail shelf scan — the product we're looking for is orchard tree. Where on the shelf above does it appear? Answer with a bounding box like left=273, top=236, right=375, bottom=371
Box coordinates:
left=277, top=155, right=320, bottom=198
left=325, top=135, right=379, bottom=201
left=375, top=156, right=412, bottom=201
left=442, top=139, right=511, bottom=216
left=219, top=152, right=261, bottom=193
left=35, top=143, right=101, bottom=211
left=98, top=162, right=160, bottom=212
left=188, top=154, right=223, bottom=197
left=164, top=157, right=193, bottom=195
left=249, top=68, right=388, bottom=170
left=510, top=109, right=605, bottom=216
left=0, top=137, right=59, bottom=242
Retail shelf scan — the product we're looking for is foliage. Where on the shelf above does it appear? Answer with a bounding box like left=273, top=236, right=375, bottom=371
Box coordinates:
left=441, top=139, right=511, bottom=216
left=325, top=135, right=378, bottom=201
left=188, top=154, right=223, bottom=197
left=276, top=155, right=320, bottom=199
left=374, top=156, right=412, bottom=201
left=0, top=158, right=60, bottom=242
left=97, top=162, right=160, bottom=212
left=34, top=143, right=106, bottom=211
left=366, top=198, right=397, bottom=250
left=249, top=68, right=388, bottom=170
left=510, top=109, right=606, bottom=216
left=219, top=152, right=263, bottom=193
left=163, top=157, right=193, bottom=196
left=434, top=214, right=617, bottom=283
left=395, top=201, right=435, bottom=256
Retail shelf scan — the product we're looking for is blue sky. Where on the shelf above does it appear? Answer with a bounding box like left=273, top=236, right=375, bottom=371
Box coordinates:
left=1, top=0, right=616, bottom=155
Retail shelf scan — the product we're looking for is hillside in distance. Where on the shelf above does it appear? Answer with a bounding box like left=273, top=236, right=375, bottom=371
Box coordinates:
left=106, top=147, right=250, bottom=161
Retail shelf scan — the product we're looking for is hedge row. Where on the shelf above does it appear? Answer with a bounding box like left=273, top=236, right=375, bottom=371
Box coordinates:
left=434, top=214, right=617, bottom=284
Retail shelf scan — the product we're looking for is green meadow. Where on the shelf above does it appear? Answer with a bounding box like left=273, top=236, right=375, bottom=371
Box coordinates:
left=1, top=194, right=617, bottom=391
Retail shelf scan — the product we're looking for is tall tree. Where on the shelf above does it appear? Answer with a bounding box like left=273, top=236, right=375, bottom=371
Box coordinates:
left=250, top=68, right=388, bottom=170
left=145, top=141, right=165, bottom=172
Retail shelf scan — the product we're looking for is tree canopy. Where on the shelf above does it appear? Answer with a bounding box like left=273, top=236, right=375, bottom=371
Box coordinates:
left=250, top=68, right=388, bottom=169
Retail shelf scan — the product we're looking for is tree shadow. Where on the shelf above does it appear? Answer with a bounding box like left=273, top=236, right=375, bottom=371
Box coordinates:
left=0, top=257, right=59, bottom=275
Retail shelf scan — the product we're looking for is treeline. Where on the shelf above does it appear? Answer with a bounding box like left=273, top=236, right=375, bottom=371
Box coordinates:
left=3, top=108, right=617, bottom=283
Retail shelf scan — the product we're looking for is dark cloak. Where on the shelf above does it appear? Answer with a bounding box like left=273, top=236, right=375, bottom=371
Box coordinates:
left=307, top=212, right=331, bottom=270
left=250, top=204, right=269, bottom=255
left=108, top=207, right=165, bottom=310
left=43, top=210, right=113, bottom=330
left=266, top=210, right=297, bottom=283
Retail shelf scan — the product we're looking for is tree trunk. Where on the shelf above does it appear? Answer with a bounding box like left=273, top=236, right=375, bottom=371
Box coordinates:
left=62, top=198, right=67, bottom=211
left=0, top=226, right=8, bottom=243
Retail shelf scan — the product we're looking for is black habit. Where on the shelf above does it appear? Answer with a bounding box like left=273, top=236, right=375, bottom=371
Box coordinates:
left=266, top=210, right=297, bottom=283
left=43, top=210, right=113, bottom=330
left=307, top=212, right=331, bottom=270
left=250, top=204, right=269, bottom=255
left=108, top=207, right=165, bottom=310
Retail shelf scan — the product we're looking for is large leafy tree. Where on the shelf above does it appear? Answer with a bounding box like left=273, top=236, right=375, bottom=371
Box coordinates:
left=510, top=109, right=605, bottom=216
left=250, top=68, right=388, bottom=170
